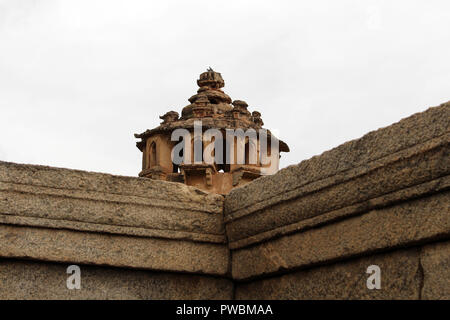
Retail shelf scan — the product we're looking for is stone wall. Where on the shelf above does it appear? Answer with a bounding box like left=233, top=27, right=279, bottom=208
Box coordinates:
left=0, top=259, right=233, bottom=300
left=0, top=101, right=448, bottom=299
left=233, top=241, right=449, bottom=300
left=0, top=161, right=232, bottom=299
left=225, top=101, right=449, bottom=299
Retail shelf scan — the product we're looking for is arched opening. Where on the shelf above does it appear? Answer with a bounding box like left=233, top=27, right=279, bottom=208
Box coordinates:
left=245, top=142, right=250, bottom=165
left=149, top=141, right=157, bottom=167
left=259, top=140, right=272, bottom=166
left=173, top=148, right=182, bottom=173
left=217, top=139, right=230, bottom=172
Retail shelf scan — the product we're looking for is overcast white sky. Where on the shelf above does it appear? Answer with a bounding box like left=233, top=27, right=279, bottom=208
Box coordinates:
left=0, top=0, right=449, bottom=177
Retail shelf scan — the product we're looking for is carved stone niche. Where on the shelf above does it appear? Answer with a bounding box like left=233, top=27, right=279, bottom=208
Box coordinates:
left=160, top=111, right=179, bottom=124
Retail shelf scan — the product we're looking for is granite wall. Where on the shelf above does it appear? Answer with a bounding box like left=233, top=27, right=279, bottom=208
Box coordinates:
left=0, top=101, right=448, bottom=299
left=226, top=101, right=449, bottom=299
left=0, top=161, right=232, bottom=299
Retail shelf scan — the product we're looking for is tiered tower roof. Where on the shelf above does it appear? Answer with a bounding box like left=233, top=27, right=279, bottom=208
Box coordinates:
left=135, top=69, right=289, bottom=152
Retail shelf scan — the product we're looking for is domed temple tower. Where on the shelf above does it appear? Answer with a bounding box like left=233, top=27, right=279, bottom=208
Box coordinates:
left=134, top=69, right=289, bottom=194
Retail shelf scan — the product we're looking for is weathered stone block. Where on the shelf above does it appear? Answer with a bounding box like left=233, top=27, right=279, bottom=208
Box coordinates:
left=0, top=161, right=229, bottom=276
left=421, top=241, right=450, bottom=299
left=231, top=192, right=449, bottom=280
left=0, top=259, right=233, bottom=300
left=226, top=102, right=450, bottom=219
left=236, top=247, right=422, bottom=300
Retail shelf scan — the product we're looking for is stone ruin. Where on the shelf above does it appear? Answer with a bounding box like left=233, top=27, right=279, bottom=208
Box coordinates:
left=134, top=69, right=289, bottom=194
left=0, top=71, right=448, bottom=299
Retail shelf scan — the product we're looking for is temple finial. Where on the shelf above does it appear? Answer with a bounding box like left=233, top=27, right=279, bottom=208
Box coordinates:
left=197, top=68, right=224, bottom=89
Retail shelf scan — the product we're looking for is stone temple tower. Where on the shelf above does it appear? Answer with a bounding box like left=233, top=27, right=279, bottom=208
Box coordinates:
left=135, top=69, right=289, bottom=194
